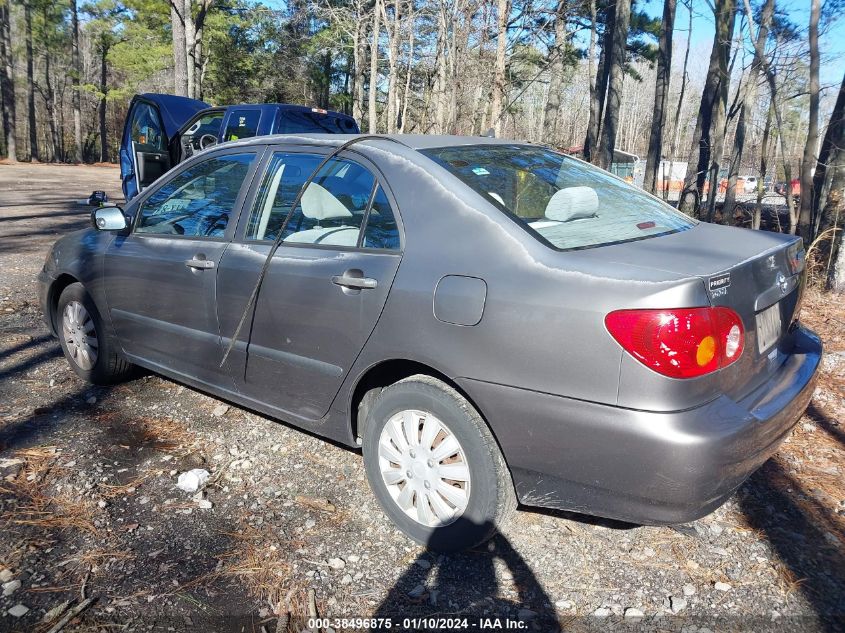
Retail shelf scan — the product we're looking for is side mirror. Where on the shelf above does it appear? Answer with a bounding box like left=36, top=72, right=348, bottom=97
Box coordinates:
left=92, top=206, right=128, bottom=231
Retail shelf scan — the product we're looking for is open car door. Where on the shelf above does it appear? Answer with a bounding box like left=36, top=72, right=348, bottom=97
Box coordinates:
left=120, top=94, right=209, bottom=201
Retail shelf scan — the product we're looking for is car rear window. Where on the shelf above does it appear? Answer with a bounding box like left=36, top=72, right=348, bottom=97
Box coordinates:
left=421, top=144, right=695, bottom=251
left=276, top=110, right=359, bottom=134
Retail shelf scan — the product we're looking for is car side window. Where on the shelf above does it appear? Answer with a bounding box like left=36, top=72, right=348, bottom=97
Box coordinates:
left=224, top=110, right=260, bottom=142
left=130, top=103, right=166, bottom=153
left=246, top=153, right=379, bottom=248
left=136, top=153, right=255, bottom=238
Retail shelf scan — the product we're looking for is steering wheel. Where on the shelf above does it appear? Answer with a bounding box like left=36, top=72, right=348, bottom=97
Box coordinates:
left=198, top=134, right=218, bottom=150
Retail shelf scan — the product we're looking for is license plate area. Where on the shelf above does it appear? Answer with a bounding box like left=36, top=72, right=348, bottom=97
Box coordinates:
left=756, top=302, right=782, bottom=353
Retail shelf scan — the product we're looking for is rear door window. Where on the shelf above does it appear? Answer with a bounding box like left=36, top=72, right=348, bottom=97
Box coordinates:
left=422, top=144, right=695, bottom=251
left=224, top=110, right=261, bottom=142
left=245, top=152, right=399, bottom=250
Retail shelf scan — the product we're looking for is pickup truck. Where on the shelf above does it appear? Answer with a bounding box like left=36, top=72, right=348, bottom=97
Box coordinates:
left=119, top=93, right=359, bottom=201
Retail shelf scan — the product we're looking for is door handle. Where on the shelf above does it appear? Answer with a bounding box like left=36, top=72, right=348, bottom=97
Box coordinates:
left=331, top=272, right=377, bottom=290
left=185, top=258, right=215, bottom=270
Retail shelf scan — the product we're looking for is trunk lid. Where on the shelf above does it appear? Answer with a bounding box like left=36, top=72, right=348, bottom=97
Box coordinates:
left=579, top=222, right=805, bottom=400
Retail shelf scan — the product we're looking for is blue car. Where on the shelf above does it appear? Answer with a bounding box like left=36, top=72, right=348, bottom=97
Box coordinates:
left=119, top=94, right=359, bottom=201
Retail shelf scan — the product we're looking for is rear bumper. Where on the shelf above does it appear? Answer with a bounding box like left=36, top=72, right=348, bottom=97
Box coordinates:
left=460, top=326, right=822, bottom=525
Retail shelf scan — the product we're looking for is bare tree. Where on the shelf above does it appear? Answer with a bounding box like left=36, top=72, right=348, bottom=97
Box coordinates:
left=171, top=1, right=188, bottom=96
left=664, top=0, right=692, bottom=201
left=541, top=0, right=570, bottom=143
left=71, top=0, right=82, bottom=161
left=380, top=0, right=401, bottom=133
left=797, top=0, right=820, bottom=242
left=490, top=0, right=511, bottom=136
left=583, top=0, right=607, bottom=163
left=643, top=0, right=676, bottom=194
left=0, top=0, right=16, bottom=162
left=368, top=0, right=381, bottom=133
left=722, top=0, right=775, bottom=219
left=814, top=71, right=845, bottom=290
left=678, top=0, right=735, bottom=217
left=752, top=100, right=775, bottom=230
left=24, top=0, right=38, bottom=161
left=596, top=0, right=632, bottom=169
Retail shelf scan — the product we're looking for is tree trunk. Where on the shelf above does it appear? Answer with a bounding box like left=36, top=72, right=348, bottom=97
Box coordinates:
left=765, top=67, right=797, bottom=233
left=0, top=0, right=16, bottom=162
left=813, top=71, right=844, bottom=289
left=489, top=0, right=511, bottom=137
left=42, top=10, right=60, bottom=162
left=71, top=0, right=82, bottom=162
left=542, top=0, right=568, bottom=144
left=24, top=2, right=37, bottom=161
left=433, top=3, right=447, bottom=133
left=643, top=0, right=676, bottom=194
left=752, top=101, right=774, bottom=230
left=723, top=0, right=775, bottom=220
left=184, top=0, right=196, bottom=99
left=583, top=0, right=603, bottom=162
left=171, top=1, right=188, bottom=96
left=399, top=8, right=414, bottom=133
left=352, top=17, right=365, bottom=124
left=99, top=43, right=108, bottom=163
left=798, top=0, right=820, bottom=243
left=596, top=0, right=632, bottom=170
left=381, top=0, right=400, bottom=133
left=679, top=0, right=735, bottom=217
left=812, top=72, right=845, bottom=235
left=368, top=0, right=381, bottom=133
left=664, top=1, right=692, bottom=201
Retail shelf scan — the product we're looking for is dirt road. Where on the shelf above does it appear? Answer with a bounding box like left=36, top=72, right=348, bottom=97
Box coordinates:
left=1, top=163, right=843, bottom=631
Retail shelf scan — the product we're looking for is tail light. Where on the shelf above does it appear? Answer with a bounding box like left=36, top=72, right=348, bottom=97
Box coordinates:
left=605, top=307, right=744, bottom=379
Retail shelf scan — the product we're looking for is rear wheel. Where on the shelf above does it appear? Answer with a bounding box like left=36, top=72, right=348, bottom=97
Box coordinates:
left=57, top=283, right=133, bottom=385
left=362, top=375, right=516, bottom=551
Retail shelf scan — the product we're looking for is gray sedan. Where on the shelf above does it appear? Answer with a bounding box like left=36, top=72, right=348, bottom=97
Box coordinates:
left=38, top=134, right=821, bottom=551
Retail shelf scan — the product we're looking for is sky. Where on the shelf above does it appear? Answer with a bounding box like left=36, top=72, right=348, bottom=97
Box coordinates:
left=640, top=0, right=845, bottom=89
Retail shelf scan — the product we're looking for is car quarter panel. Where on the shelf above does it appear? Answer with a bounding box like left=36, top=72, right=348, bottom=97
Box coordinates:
left=327, top=141, right=711, bottom=437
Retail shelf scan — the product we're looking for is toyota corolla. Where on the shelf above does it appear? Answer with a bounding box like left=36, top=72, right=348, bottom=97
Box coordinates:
left=39, top=135, right=821, bottom=551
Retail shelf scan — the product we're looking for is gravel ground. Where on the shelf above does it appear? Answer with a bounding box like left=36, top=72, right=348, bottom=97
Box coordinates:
left=0, top=163, right=843, bottom=632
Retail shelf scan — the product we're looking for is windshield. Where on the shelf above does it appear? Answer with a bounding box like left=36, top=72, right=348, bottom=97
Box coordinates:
left=421, top=144, right=695, bottom=251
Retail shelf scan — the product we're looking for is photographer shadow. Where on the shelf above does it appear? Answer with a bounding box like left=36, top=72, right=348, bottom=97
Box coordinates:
left=373, top=518, right=561, bottom=631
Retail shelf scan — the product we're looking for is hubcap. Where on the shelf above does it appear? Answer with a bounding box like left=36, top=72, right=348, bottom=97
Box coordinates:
left=62, top=300, right=98, bottom=370
left=378, top=409, right=471, bottom=527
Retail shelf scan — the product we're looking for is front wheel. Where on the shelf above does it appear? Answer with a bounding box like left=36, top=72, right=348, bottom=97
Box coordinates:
left=56, top=283, right=133, bottom=385
left=362, top=375, right=516, bottom=552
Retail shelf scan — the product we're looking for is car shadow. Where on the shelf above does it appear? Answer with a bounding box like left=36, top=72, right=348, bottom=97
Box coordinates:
left=372, top=518, right=561, bottom=631
left=806, top=402, right=845, bottom=447
left=738, top=459, right=845, bottom=631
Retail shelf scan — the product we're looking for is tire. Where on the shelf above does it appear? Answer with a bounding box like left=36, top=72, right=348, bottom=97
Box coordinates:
left=56, top=282, right=133, bottom=385
left=362, top=374, right=516, bottom=552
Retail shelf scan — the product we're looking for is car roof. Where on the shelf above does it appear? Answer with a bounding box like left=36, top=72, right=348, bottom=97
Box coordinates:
left=223, top=133, right=532, bottom=151
left=220, top=104, right=355, bottom=118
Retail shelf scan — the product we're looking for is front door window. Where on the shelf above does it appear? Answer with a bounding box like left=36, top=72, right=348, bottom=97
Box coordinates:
left=136, top=153, right=256, bottom=238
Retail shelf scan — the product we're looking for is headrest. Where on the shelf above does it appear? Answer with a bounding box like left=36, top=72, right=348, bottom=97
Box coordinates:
left=301, top=181, right=353, bottom=221
left=544, top=186, right=599, bottom=222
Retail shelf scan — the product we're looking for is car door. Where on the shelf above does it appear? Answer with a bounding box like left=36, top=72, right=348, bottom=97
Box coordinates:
left=120, top=95, right=209, bottom=201
left=216, top=149, right=403, bottom=421
left=104, top=148, right=262, bottom=388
